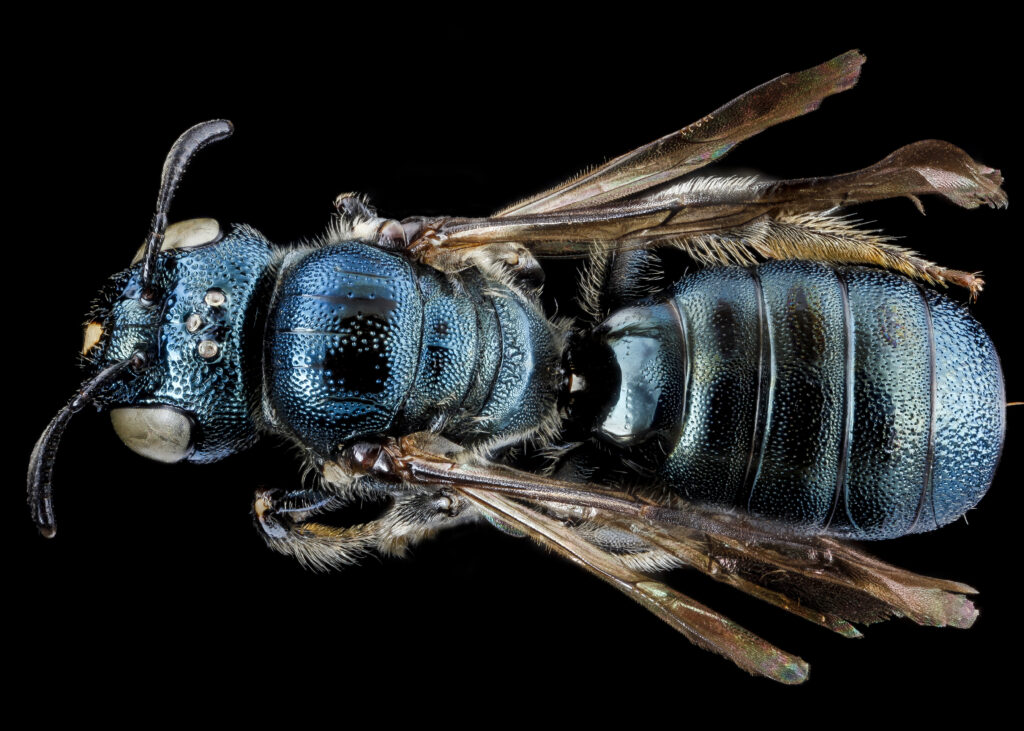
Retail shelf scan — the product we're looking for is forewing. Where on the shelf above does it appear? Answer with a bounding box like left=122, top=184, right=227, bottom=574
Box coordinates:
left=384, top=434, right=977, bottom=680
left=402, top=51, right=1004, bottom=293
left=614, top=512, right=978, bottom=630
left=410, top=140, right=1006, bottom=258
left=407, top=139, right=1004, bottom=294
left=498, top=51, right=865, bottom=215
left=457, top=485, right=810, bottom=684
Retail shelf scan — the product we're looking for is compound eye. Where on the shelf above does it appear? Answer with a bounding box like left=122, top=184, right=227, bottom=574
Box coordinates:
left=110, top=406, right=195, bottom=463
left=130, top=218, right=222, bottom=265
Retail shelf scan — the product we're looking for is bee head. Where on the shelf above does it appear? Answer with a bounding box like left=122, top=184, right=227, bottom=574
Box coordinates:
left=81, top=217, right=275, bottom=464
left=27, top=120, right=276, bottom=538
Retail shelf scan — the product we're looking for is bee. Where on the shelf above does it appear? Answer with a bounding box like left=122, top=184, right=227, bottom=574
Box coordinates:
left=27, top=51, right=1011, bottom=685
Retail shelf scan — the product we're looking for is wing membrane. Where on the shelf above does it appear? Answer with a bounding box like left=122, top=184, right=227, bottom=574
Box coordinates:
left=407, top=140, right=1004, bottom=292
left=615, top=515, right=977, bottom=629
left=380, top=433, right=978, bottom=680
left=457, top=485, right=809, bottom=684
left=401, top=50, right=1004, bottom=292
left=499, top=51, right=865, bottom=215
left=413, top=140, right=1006, bottom=255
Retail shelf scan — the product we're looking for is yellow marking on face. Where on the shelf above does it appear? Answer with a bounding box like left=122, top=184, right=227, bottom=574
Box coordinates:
left=254, top=495, right=272, bottom=519
left=82, top=322, right=104, bottom=355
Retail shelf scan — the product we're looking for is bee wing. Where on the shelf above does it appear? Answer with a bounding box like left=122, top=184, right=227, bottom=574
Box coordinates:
left=409, top=140, right=1006, bottom=259
left=404, top=53, right=1005, bottom=293
left=460, top=468, right=979, bottom=630
left=387, top=434, right=977, bottom=680
left=497, top=51, right=865, bottom=216
left=455, top=485, right=810, bottom=684
left=605, top=511, right=978, bottom=630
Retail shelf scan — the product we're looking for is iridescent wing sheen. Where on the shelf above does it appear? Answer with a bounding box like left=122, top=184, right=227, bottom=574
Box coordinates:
left=404, top=51, right=1006, bottom=294
left=383, top=434, right=977, bottom=683
left=607, top=512, right=978, bottom=630
left=407, top=140, right=1005, bottom=293
left=457, top=485, right=810, bottom=684
left=417, top=141, right=1006, bottom=253
left=497, top=51, right=865, bottom=215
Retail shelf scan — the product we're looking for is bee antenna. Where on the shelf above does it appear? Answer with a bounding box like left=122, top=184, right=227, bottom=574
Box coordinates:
left=138, top=120, right=234, bottom=301
left=27, top=358, right=134, bottom=538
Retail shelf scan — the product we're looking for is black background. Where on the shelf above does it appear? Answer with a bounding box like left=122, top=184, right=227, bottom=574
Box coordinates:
left=13, top=22, right=1019, bottom=720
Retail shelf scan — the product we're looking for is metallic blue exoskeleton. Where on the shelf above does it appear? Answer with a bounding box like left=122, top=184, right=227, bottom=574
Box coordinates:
left=90, top=225, right=276, bottom=462
left=80, top=228, right=1004, bottom=542
left=29, top=53, right=1010, bottom=682
left=79, top=226, right=564, bottom=470
left=578, top=260, right=1004, bottom=539
left=265, top=240, right=561, bottom=456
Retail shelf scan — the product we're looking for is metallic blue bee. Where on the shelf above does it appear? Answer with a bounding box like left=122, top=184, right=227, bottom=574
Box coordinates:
left=29, top=52, right=1007, bottom=684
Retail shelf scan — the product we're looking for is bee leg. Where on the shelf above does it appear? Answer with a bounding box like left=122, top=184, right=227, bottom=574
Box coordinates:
left=404, top=236, right=544, bottom=291
left=338, top=433, right=815, bottom=682
left=576, top=249, right=665, bottom=324
left=746, top=212, right=987, bottom=299
left=253, top=487, right=380, bottom=571
left=372, top=487, right=478, bottom=556
left=332, top=192, right=407, bottom=250
left=465, top=241, right=545, bottom=291
left=568, top=519, right=682, bottom=573
left=605, top=250, right=666, bottom=310
left=254, top=478, right=480, bottom=568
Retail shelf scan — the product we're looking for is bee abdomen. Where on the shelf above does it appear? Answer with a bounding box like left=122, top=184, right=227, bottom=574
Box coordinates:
left=597, top=261, right=1004, bottom=539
